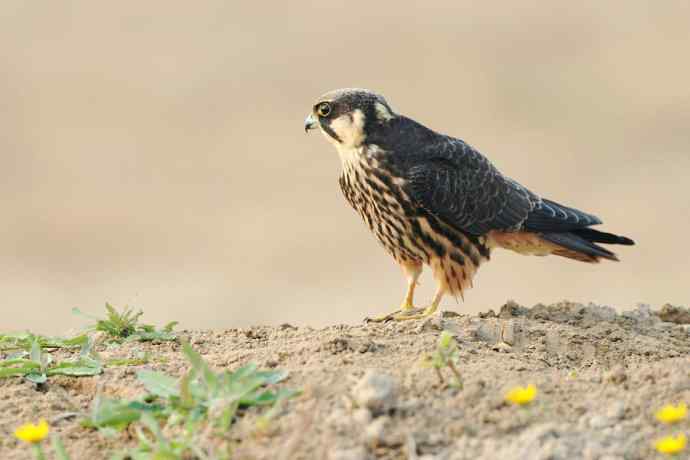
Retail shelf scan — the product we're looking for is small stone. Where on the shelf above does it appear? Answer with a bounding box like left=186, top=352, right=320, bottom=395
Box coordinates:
left=427, top=432, right=444, bottom=445
left=352, top=370, right=398, bottom=415
left=364, top=416, right=389, bottom=446
left=589, top=415, right=612, bottom=429
left=417, top=311, right=443, bottom=332
left=326, top=408, right=350, bottom=430
left=328, top=447, right=369, bottom=460
left=657, top=304, right=690, bottom=324
left=351, top=408, right=372, bottom=425
left=357, top=341, right=379, bottom=353
left=475, top=323, right=499, bottom=343
left=499, top=300, right=528, bottom=318
left=606, top=366, right=627, bottom=384
left=492, top=341, right=512, bottom=353
left=324, top=337, right=351, bottom=354
left=606, top=401, right=625, bottom=420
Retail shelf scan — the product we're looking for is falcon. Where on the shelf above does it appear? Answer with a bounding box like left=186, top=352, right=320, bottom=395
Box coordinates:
left=304, top=88, right=634, bottom=321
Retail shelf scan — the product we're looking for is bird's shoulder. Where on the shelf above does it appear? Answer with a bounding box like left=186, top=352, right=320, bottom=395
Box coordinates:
left=382, top=116, right=540, bottom=235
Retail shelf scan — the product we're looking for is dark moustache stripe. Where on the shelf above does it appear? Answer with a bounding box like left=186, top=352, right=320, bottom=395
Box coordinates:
left=320, top=119, right=342, bottom=143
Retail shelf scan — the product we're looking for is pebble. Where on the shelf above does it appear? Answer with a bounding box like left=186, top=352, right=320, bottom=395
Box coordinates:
left=589, top=415, right=612, bottom=429
left=328, top=447, right=369, bottom=460
left=352, top=370, right=398, bottom=415
left=364, top=416, right=389, bottom=446
left=351, top=408, right=372, bottom=425
left=606, top=402, right=625, bottom=420
left=605, top=366, right=627, bottom=384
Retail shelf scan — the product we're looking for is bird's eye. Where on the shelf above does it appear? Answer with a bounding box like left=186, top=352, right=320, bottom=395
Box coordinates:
left=317, top=102, right=332, bottom=117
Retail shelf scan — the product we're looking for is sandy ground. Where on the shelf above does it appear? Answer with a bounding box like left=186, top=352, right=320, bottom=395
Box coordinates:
left=1, top=301, right=689, bottom=460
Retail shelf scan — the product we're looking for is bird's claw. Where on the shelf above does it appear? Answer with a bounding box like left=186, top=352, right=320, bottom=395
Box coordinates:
left=364, top=306, right=436, bottom=323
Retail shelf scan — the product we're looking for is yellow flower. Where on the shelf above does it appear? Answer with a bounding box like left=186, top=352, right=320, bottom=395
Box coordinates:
left=505, top=384, right=537, bottom=405
left=656, top=403, right=688, bottom=424
left=654, top=433, right=686, bottom=455
left=14, top=420, right=49, bottom=444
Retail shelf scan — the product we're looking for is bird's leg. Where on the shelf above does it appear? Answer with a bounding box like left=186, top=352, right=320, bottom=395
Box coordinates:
left=365, top=261, right=422, bottom=323
left=391, top=286, right=445, bottom=321
left=400, top=267, right=420, bottom=311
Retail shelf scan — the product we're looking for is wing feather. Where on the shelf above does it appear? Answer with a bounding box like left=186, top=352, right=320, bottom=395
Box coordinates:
left=403, top=137, right=603, bottom=236
left=405, top=138, right=539, bottom=235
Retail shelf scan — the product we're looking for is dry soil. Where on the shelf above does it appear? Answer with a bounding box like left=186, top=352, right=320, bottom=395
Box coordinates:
left=1, top=301, right=689, bottom=460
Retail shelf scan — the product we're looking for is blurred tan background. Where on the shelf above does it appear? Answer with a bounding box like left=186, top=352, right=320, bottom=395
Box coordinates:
left=1, top=1, right=688, bottom=334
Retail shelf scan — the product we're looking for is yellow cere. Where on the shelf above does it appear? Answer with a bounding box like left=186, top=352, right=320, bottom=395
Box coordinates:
left=654, top=433, right=686, bottom=455
left=505, top=384, right=537, bottom=406
left=14, top=419, right=49, bottom=444
left=655, top=402, right=688, bottom=424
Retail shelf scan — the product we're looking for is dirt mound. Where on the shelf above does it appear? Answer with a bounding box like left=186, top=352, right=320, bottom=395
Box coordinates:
left=1, top=301, right=689, bottom=459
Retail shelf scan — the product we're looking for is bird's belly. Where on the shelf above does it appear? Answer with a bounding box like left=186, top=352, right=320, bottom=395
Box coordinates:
left=339, top=166, right=424, bottom=263
left=338, top=162, right=491, bottom=297
left=349, top=186, right=422, bottom=262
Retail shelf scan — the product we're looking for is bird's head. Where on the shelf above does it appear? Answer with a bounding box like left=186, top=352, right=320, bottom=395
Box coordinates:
left=305, top=88, right=396, bottom=151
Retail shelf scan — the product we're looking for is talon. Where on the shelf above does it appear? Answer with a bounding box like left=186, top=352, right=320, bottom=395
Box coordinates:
left=366, top=304, right=440, bottom=322
left=364, top=310, right=403, bottom=323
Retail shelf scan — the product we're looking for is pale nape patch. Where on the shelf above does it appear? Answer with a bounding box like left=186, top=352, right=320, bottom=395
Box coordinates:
left=375, top=102, right=394, bottom=121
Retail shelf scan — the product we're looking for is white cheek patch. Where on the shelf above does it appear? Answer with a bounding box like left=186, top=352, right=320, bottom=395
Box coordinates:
left=375, top=102, right=393, bottom=121
left=327, top=109, right=366, bottom=149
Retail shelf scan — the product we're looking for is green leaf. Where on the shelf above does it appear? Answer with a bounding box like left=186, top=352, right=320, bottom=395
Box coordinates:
left=106, top=356, right=150, bottom=367
left=253, top=369, right=289, bottom=385
left=47, top=358, right=102, bottom=376
left=182, top=342, right=217, bottom=391
left=163, top=321, right=179, bottom=333
left=241, top=389, right=279, bottom=406
left=178, top=371, right=195, bottom=409
left=0, top=365, right=39, bottom=378
left=127, top=330, right=176, bottom=342
left=229, top=363, right=258, bottom=381
left=26, top=372, right=47, bottom=384
left=52, top=434, right=71, bottom=460
left=0, top=358, right=37, bottom=368
left=137, top=370, right=179, bottom=399
left=30, top=339, right=42, bottom=364
left=53, top=334, right=89, bottom=348
left=83, top=397, right=145, bottom=430
left=438, top=330, right=453, bottom=350
left=0, top=332, right=89, bottom=351
left=241, top=387, right=301, bottom=406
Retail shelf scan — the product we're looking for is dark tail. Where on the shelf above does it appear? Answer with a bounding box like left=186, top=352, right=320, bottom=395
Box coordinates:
left=541, top=229, right=635, bottom=263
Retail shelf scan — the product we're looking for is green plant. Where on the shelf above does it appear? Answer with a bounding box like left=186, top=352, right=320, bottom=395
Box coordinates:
left=423, top=330, right=463, bottom=389
left=82, top=394, right=164, bottom=435
left=105, top=352, right=153, bottom=367
left=116, top=413, right=213, bottom=460
left=73, top=303, right=178, bottom=343
left=0, top=332, right=88, bottom=352
left=0, top=339, right=101, bottom=383
left=84, top=342, right=300, bottom=459
left=51, top=434, right=72, bottom=460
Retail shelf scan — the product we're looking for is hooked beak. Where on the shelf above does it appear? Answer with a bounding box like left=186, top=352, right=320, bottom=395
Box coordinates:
left=304, top=113, right=318, bottom=133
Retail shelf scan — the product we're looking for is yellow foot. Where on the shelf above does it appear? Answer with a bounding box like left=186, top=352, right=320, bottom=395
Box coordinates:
left=365, top=305, right=438, bottom=323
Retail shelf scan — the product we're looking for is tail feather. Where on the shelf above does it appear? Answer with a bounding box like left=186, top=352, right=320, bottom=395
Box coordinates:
left=488, top=228, right=635, bottom=263
left=541, top=232, right=618, bottom=263
left=570, top=228, right=635, bottom=246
